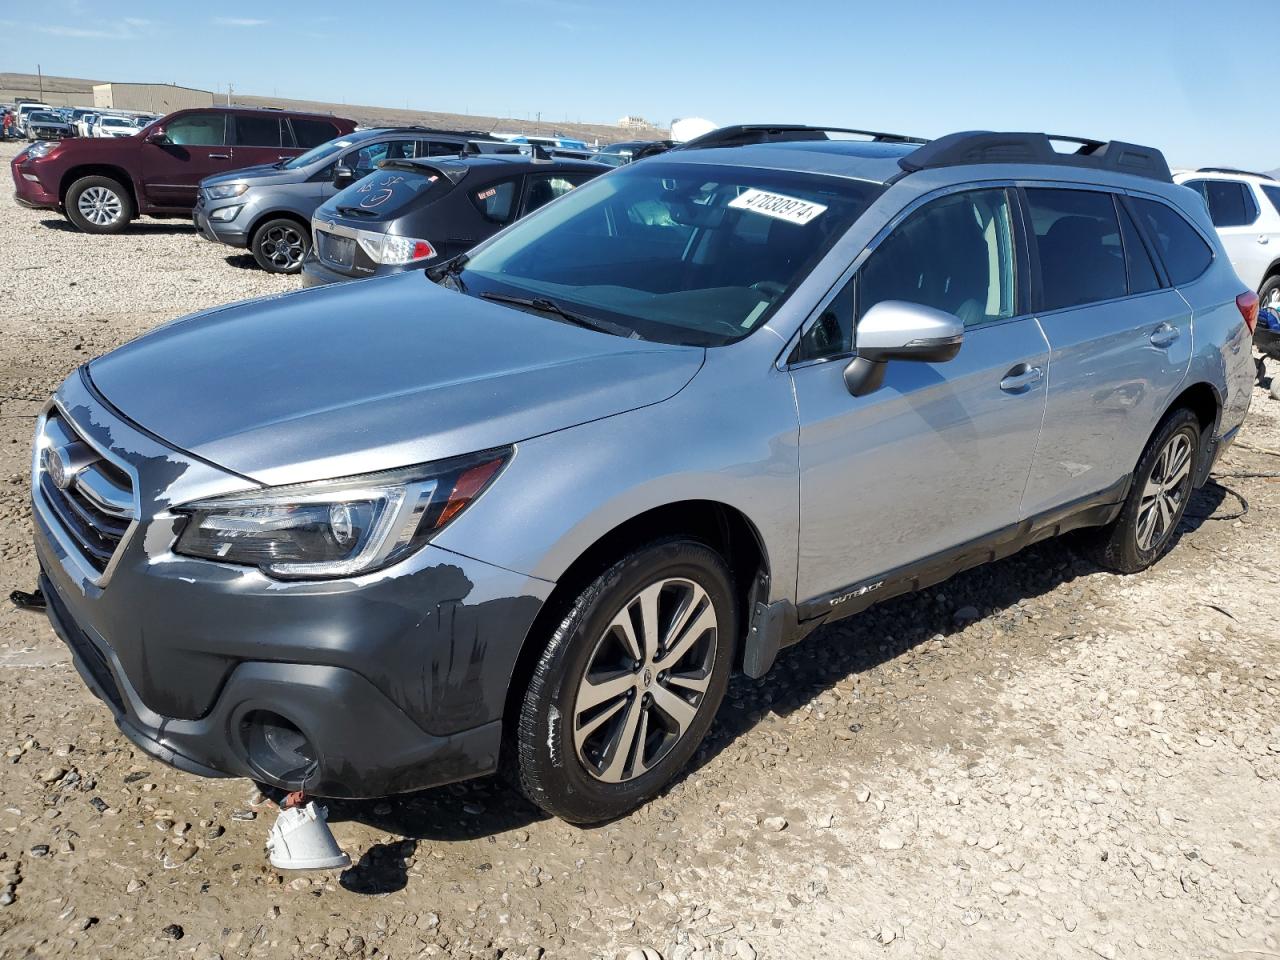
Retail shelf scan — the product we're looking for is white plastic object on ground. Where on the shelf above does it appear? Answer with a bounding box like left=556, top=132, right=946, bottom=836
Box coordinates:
left=265, top=801, right=351, bottom=870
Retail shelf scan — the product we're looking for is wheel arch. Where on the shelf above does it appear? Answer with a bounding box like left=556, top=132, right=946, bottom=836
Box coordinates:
left=246, top=208, right=311, bottom=246
left=1164, top=380, right=1221, bottom=486
left=501, top=499, right=770, bottom=742
left=59, top=165, right=138, bottom=209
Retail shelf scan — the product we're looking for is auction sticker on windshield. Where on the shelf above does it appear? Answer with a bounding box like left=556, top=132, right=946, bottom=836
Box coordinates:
left=729, top=188, right=827, bottom=225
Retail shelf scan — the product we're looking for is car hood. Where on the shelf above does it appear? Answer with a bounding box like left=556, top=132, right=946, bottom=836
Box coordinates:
left=88, top=273, right=704, bottom=487
left=202, top=163, right=302, bottom=188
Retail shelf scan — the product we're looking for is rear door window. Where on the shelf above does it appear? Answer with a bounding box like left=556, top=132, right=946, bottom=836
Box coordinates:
left=350, top=140, right=416, bottom=178
left=231, top=114, right=283, bottom=148
left=860, top=188, right=1018, bottom=327
left=1024, top=188, right=1127, bottom=311
left=1185, top=179, right=1259, bottom=227
left=289, top=117, right=338, bottom=148
left=165, top=113, right=226, bottom=146
left=1130, top=198, right=1214, bottom=285
left=521, top=174, right=588, bottom=216
left=424, top=140, right=466, bottom=156
left=472, top=179, right=519, bottom=223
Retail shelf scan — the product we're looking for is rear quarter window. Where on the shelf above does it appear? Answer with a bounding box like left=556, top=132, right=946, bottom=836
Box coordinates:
left=290, top=117, right=340, bottom=148
left=1131, top=198, right=1214, bottom=286
left=472, top=179, right=519, bottom=223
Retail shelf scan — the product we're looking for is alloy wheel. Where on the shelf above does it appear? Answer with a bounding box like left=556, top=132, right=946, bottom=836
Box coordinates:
left=77, top=186, right=122, bottom=227
left=573, top=577, right=718, bottom=783
left=1267, top=287, right=1280, bottom=310
left=262, top=224, right=305, bottom=270
left=1136, top=431, right=1193, bottom=552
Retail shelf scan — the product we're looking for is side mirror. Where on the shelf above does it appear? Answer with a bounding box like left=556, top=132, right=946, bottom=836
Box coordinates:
left=145, top=130, right=170, bottom=145
left=333, top=163, right=355, bottom=186
left=843, top=300, right=964, bottom=397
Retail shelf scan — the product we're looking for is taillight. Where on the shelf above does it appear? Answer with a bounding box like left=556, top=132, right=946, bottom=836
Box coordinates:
left=1237, top=290, right=1259, bottom=335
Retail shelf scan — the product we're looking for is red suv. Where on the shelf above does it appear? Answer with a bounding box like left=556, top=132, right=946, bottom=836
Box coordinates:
left=11, top=106, right=356, bottom=234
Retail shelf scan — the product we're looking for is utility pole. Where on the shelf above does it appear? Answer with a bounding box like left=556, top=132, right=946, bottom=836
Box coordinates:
left=37, top=64, right=43, bottom=99
left=227, top=83, right=233, bottom=106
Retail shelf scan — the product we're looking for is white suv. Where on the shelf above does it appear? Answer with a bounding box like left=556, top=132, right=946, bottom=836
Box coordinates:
left=1174, top=168, right=1280, bottom=308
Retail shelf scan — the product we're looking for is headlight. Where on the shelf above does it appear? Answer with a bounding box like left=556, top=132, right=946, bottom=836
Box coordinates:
left=174, top=449, right=509, bottom=579
left=26, top=141, right=55, bottom=159
left=205, top=182, right=249, bottom=200
left=356, top=231, right=437, bottom=265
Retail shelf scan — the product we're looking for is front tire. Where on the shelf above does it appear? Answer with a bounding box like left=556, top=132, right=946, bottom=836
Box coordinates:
left=514, top=539, right=737, bottom=824
left=65, top=175, right=134, bottom=234
left=1084, top=408, right=1200, bottom=573
left=251, top=218, right=310, bottom=274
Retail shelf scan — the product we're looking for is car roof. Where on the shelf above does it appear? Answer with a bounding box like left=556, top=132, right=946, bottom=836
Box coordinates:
left=663, top=127, right=1176, bottom=190
left=1174, top=167, right=1276, bottom=185
left=388, top=154, right=607, bottom=177
left=659, top=140, right=919, bottom=184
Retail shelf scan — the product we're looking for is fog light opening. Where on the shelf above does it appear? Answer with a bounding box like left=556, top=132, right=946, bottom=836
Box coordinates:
left=240, top=710, right=318, bottom=785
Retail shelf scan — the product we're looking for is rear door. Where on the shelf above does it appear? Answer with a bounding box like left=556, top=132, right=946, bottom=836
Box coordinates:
left=229, top=113, right=289, bottom=170
left=1020, top=186, right=1192, bottom=517
left=140, top=112, right=232, bottom=209
left=1183, top=178, right=1270, bottom=291
left=791, top=186, right=1048, bottom=604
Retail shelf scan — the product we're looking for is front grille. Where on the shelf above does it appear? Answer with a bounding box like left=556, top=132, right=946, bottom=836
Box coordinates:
left=35, top=410, right=136, bottom=576
left=315, top=229, right=355, bottom=269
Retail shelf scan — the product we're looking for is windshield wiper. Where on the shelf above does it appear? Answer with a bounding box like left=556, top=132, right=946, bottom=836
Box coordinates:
left=479, top=292, right=631, bottom=337
left=426, top=253, right=468, bottom=288
left=335, top=205, right=377, bottom=218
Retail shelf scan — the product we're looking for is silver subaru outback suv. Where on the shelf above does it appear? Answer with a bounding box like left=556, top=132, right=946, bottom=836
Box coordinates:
left=32, top=125, right=1257, bottom=824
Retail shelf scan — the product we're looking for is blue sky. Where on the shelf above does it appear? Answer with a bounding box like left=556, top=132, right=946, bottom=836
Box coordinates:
left=3, top=0, right=1271, bottom=170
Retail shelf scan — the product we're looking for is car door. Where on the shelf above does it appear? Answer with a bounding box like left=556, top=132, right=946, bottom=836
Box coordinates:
left=229, top=113, right=289, bottom=171
left=1019, top=186, right=1192, bottom=518
left=790, top=186, right=1048, bottom=606
left=1183, top=178, right=1270, bottom=291
left=141, top=112, right=232, bottom=209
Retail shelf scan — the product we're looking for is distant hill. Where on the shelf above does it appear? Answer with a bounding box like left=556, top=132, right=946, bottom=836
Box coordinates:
left=0, top=71, right=661, bottom=145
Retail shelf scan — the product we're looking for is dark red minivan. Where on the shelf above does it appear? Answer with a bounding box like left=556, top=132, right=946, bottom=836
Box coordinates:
left=11, top=106, right=356, bottom=233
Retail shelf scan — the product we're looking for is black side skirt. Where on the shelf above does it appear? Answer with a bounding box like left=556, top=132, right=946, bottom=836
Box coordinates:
left=741, top=476, right=1130, bottom=677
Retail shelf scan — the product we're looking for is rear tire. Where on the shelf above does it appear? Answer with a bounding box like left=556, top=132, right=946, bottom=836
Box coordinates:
left=251, top=218, right=310, bottom=274
left=65, top=175, right=134, bottom=234
left=513, top=538, right=736, bottom=824
left=1082, top=408, right=1200, bottom=573
left=1259, top=275, right=1280, bottom=315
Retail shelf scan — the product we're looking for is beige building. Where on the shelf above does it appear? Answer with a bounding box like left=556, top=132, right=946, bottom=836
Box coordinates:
left=92, top=82, right=215, bottom=114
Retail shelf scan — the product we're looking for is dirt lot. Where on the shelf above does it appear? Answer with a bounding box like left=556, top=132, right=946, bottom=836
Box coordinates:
left=0, top=138, right=1278, bottom=960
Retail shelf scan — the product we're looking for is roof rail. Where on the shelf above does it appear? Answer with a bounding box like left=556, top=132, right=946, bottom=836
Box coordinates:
left=898, top=131, right=1172, bottom=183
left=1195, top=166, right=1275, bottom=181
left=675, top=124, right=928, bottom=152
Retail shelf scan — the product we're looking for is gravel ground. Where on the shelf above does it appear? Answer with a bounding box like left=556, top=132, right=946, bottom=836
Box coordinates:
left=0, top=138, right=1278, bottom=960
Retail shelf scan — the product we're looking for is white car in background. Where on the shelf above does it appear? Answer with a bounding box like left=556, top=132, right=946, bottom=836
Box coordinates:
left=76, top=113, right=98, bottom=138
left=1174, top=168, right=1280, bottom=308
left=94, top=115, right=137, bottom=138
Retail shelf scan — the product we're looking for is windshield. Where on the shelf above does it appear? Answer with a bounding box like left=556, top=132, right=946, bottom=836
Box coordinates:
left=102, top=117, right=130, bottom=127
left=29, top=113, right=58, bottom=123
left=457, top=161, right=881, bottom=346
left=283, top=136, right=355, bottom=170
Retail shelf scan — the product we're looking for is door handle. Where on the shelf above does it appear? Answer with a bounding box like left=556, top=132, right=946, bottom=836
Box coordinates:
left=209, top=153, right=230, bottom=159
left=1260, top=235, right=1271, bottom=245
left=999, top=363, right=1043, bottom=393
left=1149, top=322, right=1180, bottom=348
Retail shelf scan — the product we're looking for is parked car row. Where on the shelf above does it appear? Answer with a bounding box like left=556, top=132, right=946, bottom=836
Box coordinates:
left=26, top=123, right=1260, bottom=826
left=1, top=101, right=159, bottom=140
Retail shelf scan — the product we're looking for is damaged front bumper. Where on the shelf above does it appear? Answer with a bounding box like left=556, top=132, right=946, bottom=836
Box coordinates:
left=32, top=369, right=552, bottom=798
